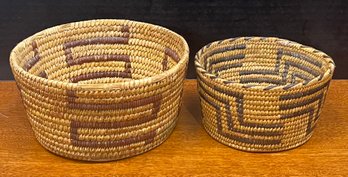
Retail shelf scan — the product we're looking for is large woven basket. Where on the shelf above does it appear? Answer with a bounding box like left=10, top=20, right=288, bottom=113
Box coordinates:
left=195, top=37, right=335, bottom=152
left=10, top=19, right=189, bottom=161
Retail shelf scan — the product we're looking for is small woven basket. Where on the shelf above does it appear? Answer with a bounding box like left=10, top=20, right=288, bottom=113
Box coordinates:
left=10, top=19, right=189, bottom=161
left=195, top=37, right=335, bottom=152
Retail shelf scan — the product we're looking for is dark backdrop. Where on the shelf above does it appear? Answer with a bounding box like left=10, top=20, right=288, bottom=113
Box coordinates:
left=1, top=0, right=347, bottom=80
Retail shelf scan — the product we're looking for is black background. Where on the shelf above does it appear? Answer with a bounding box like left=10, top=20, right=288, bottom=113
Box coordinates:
left=1, top=0, right=347, bottom=80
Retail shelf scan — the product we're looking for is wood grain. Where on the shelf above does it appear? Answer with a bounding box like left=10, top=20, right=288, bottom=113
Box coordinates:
left=0, top=80, right=347, bottom=176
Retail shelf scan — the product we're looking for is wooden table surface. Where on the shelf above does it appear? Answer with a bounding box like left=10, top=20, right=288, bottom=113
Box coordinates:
left=1, top=80, right=347, bottom=177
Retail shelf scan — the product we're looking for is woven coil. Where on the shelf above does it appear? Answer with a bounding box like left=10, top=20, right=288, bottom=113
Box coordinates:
left=195, top=37, right=335, bottom=152
left=10, top=19, right=189, bottom=161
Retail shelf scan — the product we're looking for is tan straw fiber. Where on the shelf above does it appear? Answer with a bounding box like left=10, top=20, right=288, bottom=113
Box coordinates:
left=10, top=19, right=189, bottom=161
left=195, top=37, right=335, bottom=152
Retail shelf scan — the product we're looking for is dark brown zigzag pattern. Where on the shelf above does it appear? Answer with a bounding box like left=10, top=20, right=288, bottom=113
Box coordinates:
left=162, top=47, right=181, bottom=71
left=199, top=82, right=284, bottom=145
left=67, top=91, right=162, bottom=148
left=279, top=81, right=330, bottom=135
left=204, top=43, right=247, bottom=71
left=23, top=41, right=48, bottom=78
left=238, top=49, right=323, bottom=89
left=63, top=26, right=132, bottom=82
left=23, top=41, right=40, bottom=71
left=199, top=80, right=330, bottom=146
left=206, top=47, right=324, bottom=89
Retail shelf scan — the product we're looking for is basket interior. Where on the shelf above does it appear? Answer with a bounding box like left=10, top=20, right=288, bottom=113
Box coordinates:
left=200, top=38, right=332, bottom=87
left=12, top=20, right=187, bottom=84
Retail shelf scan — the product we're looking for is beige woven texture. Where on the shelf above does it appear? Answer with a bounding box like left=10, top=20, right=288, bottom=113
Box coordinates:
left=10, top=19, right=189, bottom=161
left=195, top=37, right=335, bottom=152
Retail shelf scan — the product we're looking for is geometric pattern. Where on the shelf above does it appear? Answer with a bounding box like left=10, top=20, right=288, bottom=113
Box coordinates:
left=68, top=92, right=162, bottom=148
left=211, top=48, right=322, bottom=90
left=13, top=19, right=189, bottom=161
left=197, top=38, right=333, bottom=150
left=22, top=25, right=183, bottom=149
left=63, top=25, right=132, bottom=83
left=199, top=79, right=330, bottom=147
left=199, top=82, right=284, bottom=145
left=200, top=49, right=330, bottom=146
left=58, top=25, right=181, bottom=148
left=59, top=25, right=165, bottom=148
left=279, top=81, right=329, bottom=134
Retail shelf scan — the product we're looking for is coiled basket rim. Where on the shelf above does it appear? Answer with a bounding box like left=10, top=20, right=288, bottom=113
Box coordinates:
left=10, top=19, right=190, bottom=90
left=195, top=37, right=335, bottom=91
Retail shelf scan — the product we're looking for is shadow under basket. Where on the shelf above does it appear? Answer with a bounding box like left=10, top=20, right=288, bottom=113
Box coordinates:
left=195, top=37, right=335, bottom=152
left=10, top=19, right=189, bottom=161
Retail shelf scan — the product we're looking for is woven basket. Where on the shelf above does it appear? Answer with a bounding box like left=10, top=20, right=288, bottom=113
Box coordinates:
left=195, top=37, right=335, bottom=152
left=10, top=19, right=189, bottom=161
